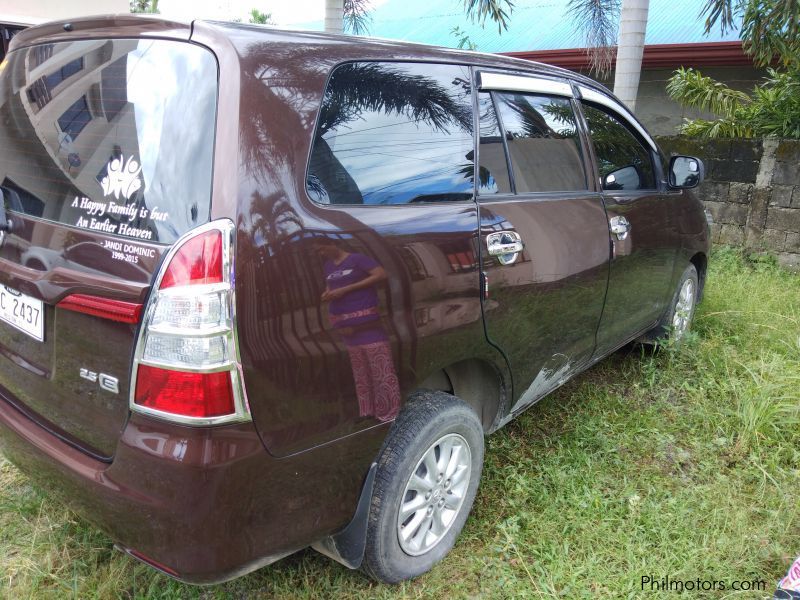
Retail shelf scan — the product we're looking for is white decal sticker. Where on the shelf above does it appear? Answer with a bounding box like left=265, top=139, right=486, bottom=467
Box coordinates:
left=103, top=239, right=157, bottom=264
left=100, top=156, right=142, bottom=200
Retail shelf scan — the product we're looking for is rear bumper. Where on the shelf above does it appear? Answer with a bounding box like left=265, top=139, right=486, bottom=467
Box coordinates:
left=0, top=391, right=381, bottom=583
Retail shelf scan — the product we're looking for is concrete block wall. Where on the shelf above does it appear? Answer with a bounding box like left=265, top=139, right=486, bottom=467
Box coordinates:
left=656, top=136, right=800, bottom=270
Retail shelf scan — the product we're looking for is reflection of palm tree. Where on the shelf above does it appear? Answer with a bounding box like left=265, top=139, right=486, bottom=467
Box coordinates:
left=239, top=54, right=472, bottom=183
left=580, top=105, right=648, bottom=175
left=239, top=42, right=332, bottom=181
left=502, top=95, right=563, bottom=139
left=237, top=43, right=427, bottom=388
left=311, top=62, right=474, bottom=204
left=317, top=63, right=472, bottom=137
left=541, top=100, right=643, bottom=175
left=250, top=190, right=303, bottom=247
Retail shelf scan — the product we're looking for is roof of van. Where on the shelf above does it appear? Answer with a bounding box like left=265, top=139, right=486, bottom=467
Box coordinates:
left=8, top=14, right=603, bottom=90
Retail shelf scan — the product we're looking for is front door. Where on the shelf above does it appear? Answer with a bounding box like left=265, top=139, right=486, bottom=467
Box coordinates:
left=475, top=73, right=610, bottom=412
left=576, top=89, right=677, bottom=356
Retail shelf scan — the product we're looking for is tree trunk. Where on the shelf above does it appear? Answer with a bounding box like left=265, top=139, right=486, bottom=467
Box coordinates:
left=325, top=0, right=344, bottom=33
left=613, top=0, right=649, bottom=111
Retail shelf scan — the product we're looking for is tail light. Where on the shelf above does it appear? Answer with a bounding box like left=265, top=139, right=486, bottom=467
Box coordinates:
left=130, top=220, right=250, bottom=425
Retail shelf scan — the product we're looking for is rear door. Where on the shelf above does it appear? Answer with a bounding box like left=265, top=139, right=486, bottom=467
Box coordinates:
left=576, top=87, right=677, bottom=355
left=475, top=72, right=610, bottom=413
left=0, top=38, right=219, bottom=458
left=236, top=60, right=492, bottom=456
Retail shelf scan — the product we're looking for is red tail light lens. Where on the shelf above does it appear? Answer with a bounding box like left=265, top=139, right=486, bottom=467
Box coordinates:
left=159, top=230, right=223, bottom=289
left=131, top=220, right=249, bottom=425
left=58, top=294, right=143, bottom=323
left=134, top=365, right=234, bottom=418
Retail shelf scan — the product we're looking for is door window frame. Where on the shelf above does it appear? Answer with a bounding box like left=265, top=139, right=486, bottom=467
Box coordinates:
left=473, top=69, right=596, bottom=200
left=573, top=85, right=666, bottom=194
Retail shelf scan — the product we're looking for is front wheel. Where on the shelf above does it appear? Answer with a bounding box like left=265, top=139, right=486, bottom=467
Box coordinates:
left=361, top=390, right=484, bottom=583
left=642, top=263, right=699, bottom=344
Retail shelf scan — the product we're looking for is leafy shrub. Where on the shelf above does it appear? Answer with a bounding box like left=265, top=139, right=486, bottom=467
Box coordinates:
left=667, top=67, right=800, bottom=139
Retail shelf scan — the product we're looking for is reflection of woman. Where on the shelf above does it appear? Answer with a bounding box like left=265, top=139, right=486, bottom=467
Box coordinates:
left=314, top=238, right=400, bottom=422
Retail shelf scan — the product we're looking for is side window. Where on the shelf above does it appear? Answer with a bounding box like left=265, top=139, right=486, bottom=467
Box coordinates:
left=493, top=92, right=587, bottom=193
left=307, top=62, right=474, bottom=205
left=581, top=102, right=656, bottom=191
left=477, top=92, right=511, bottom=195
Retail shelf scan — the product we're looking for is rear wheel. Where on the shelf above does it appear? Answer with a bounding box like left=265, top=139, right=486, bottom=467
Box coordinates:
left=642, top=263, right=699, bottom=344
left=362, top=390, right=484, bottom=583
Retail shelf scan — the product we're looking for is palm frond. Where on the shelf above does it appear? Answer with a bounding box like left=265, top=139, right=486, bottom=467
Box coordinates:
left=740, top=0, right=800, bottom=68
left=678, top=117, right=754, bottom=138
left=746, top=67, right=800, bottom=137
left=451, top=26, right=478, bottom=50
left=130, top=0, right=159, bottom=13
left=700, top=0, right=743, bottom=34
left=703, top=0, right=800, bottom=68
left=567, top=0, right=620, bottom=76
left=666, top=67, right=750, bottom=117
left=318, top=63, right=473, bottom=136
left=248, top=9, right=274, bottom=25
left=344, top=0, right=372, bottom=35
left=463, top=0, right=515, bottom=33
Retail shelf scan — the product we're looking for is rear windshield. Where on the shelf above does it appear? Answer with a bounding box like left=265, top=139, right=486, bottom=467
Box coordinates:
left=0, top=39, right=218, bottom=244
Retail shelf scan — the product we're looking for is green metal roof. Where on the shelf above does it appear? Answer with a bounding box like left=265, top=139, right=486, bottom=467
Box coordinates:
left=287, top=0, right=741, bottom=52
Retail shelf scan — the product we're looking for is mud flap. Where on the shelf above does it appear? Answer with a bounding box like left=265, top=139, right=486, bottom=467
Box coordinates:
left=311, top=462, right=377, bottom=569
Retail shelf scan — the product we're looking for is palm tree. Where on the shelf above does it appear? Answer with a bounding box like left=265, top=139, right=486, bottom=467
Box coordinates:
left=326, top=0, right=513, bottom=35
left=572, top=0, right=800, bottom=112
left=569, top=0, right=650, bottom=110
left=612, top=0, right=650, bottom=110
left=665, top=0, right=800, bottom=139
left=325, top=0, right=345, bottom=34
left=702, top=0, right=800, bottom=68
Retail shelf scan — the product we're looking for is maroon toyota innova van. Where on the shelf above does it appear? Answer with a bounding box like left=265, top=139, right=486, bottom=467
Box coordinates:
left=0, top=15, right=709, bottom=584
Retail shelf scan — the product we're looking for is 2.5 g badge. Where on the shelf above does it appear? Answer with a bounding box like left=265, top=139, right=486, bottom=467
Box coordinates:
left=79, top=368, right=119, bottom=394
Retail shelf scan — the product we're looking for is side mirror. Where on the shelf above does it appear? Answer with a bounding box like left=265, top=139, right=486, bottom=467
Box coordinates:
left=669, top=155, right=704, bottom=189
left=603, top=165, right=641, bottom=191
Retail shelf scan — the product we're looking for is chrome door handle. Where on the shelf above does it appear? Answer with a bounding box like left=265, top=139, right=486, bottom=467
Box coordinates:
left=609, top=216, right=631, bottom=241
left=488, top=241, right=524, bottom=255
left=486, top=231, right=524, bottom=265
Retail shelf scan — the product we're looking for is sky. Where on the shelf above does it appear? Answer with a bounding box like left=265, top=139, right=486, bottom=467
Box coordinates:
left=157, top=0, right=386, bottom=27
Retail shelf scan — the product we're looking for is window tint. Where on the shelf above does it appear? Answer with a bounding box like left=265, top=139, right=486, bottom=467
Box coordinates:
left=493, top=92, right=586, bottom=193
left=307, top=62, right=474, bottom=205
left=0, top=39, right=218, bottom=244
left=581, top=102, right=656, bottom=191
left=477, top=92, right=511, bottom=195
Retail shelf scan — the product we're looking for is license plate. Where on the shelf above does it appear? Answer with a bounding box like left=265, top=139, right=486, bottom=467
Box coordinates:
left=0, top=285, right=44, bottom=342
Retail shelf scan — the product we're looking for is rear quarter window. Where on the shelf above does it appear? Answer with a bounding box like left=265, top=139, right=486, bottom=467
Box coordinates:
left=306, top=62, right=474, bottom=206
left=0, top=39, right=218, bottom=244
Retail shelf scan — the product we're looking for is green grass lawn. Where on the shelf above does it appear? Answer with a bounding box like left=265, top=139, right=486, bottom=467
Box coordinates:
left=1, top=247, right=798, bottom=599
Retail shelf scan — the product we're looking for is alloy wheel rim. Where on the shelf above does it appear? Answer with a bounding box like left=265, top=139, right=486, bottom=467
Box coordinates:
left=397, top=433, right=471, bottom=556
left=672, top=278, right=695, bottom=338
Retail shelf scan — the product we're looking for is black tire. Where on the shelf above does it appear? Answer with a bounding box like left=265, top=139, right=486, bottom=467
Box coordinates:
left=640, top=263, right=699, bottom=344
left=361, top=390, right=484, bottom=584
